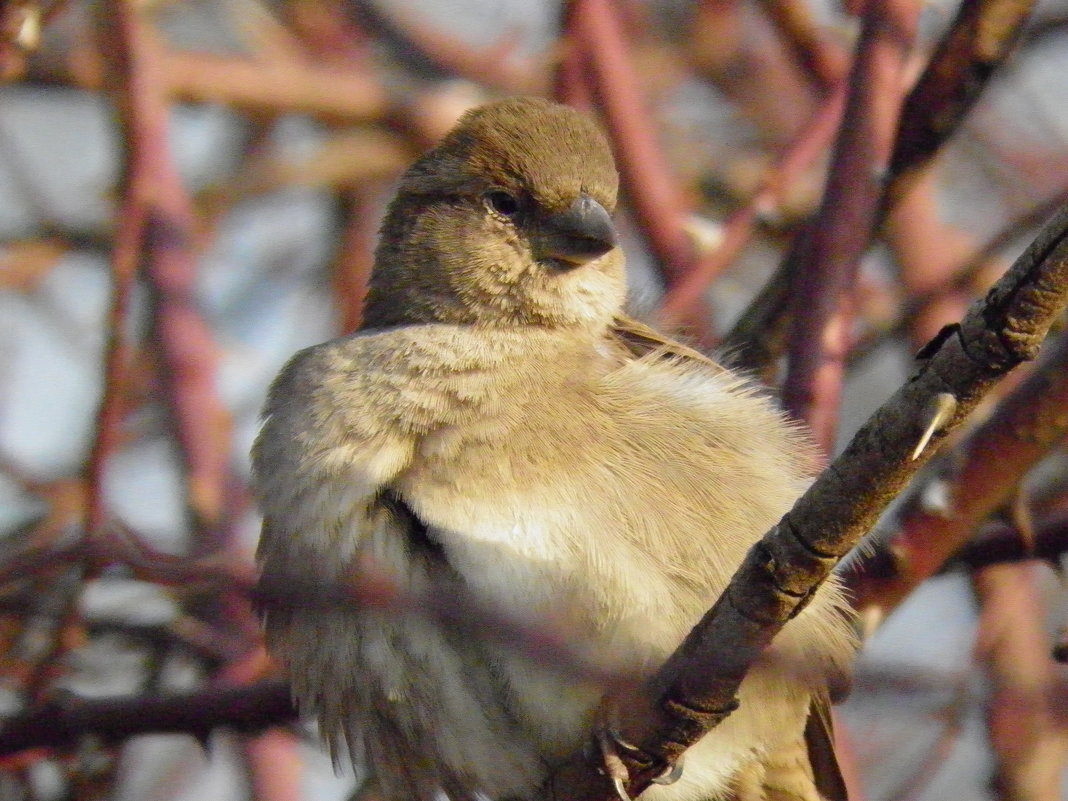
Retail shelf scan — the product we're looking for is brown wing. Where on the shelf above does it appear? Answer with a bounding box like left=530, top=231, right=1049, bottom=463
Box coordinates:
left=804, top=696, right=849, bottom=801
left=610, top=314, right=727, bottom=373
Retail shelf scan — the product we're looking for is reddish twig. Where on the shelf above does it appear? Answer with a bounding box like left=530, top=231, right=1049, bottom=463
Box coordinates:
left=781, top=0, right=921, bottom=452
left=973, top=562, right=1068, bottom=801
left=723, top=0, right=1036, bottom=377
left=562, top=0, right=716, bottom=343
left=99, top=2, right=233, bottom=554
left=689, top=0, right=820, bottom=144
left=566, top=0, right=691, bottom=270
left=655, top=76, right=848, bottom=328
left=761, top=0, right=849, bottom=91
left=553, top=13, right=593, bottom=111
left=242, top=729, right=305, bottom=801
left=84, top=4, right=158, bottom=540
left=162, top=50, right=387, bottom=122
left=30, top=29, right=389, bottom=122
left=332, top=184, right=387, bottom=334
left=830, top=709, right=868, bottom=801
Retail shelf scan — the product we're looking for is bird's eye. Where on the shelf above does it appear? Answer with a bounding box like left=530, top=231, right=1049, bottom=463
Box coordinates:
left=484, top=191, right=520, bottom=218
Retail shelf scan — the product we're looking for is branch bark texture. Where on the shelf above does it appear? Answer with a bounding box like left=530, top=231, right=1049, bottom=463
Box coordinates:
left=849, top=327, right=1068, bottom=615
left=550, top=195, right=1068, bottom=801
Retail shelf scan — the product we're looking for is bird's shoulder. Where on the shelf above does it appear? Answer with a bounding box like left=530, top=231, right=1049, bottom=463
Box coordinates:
left=261, top=325, right=540, bottom=431
left=255, top=323, right=602, bottom=489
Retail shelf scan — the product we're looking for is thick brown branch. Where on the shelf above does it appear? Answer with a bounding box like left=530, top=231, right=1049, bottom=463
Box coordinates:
left=848, top=326, right=1068, bottom=615
left=548, top=194, right=1068, bottom=801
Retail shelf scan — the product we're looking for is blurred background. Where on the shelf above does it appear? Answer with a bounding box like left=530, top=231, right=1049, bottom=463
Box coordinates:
left=1, top=0, right=1068, bottom=799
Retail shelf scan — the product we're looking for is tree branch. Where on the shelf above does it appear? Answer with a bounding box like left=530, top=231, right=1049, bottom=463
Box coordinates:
left=848, top=326, right=1068, bottom=616
left=885, top=0, right=1038, bottom=207
left=548, top=191, right=1068, bottom=801
left=0, top=681, right=296, bottom=755
left=723, top=0, right=1037, bottom=375
left=780, top=0, right=920, bottom=450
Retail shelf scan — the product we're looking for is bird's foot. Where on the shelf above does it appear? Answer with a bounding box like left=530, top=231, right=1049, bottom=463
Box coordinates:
left=594, top=715, right=684, bottom=801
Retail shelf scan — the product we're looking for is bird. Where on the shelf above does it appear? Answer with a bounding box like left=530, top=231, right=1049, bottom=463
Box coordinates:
left=252, top=97, right=857, bottom=801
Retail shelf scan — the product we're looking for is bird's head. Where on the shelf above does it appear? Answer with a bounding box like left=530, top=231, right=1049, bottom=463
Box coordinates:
left=363, top=97, right=626, bottom=332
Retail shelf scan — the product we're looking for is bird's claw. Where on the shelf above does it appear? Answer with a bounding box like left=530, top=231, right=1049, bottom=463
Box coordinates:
left=651, top=755, right=685, bottom=786
left=595, top=719, right=684, bottom=800
left=596, top=725, right=635, bottom=801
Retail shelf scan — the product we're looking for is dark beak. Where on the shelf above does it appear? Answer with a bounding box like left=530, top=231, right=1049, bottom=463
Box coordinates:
left=539, top=193, right=617, bottom=268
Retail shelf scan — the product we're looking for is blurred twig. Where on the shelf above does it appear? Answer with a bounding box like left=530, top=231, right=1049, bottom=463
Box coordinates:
left=98, top=0, right=234, bottom=554
left=0, top=680, right=297, bottom=754
left=942, top=510, right=1068, bottom=572
left=332, top=184, right=387, bottom=334
left=852, top=186, right=1068, bottom=363
left=724, top=0, right=1037, bottom=377
left=780, top=0, right=921, bottom=452
left=562, top=0, right=717, bottom=343
left=654, top=74, right=847, bottom=333
left=349, top=0, right=542, bottom=93
left=973, top=563, right=1068, bottom=801
left=885, top=0, right=1037, bottom=208
left=761, top=0, right=849, bottom=91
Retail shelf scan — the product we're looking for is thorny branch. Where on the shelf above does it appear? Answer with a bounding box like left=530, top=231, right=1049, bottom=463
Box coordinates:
left=848, top=328, right=1068, bottom=618
left=548, top=188, right=1068, bottom=801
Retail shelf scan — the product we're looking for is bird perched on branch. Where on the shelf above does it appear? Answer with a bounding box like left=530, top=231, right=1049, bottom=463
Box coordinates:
left=253, top=97, right=856, bottom=801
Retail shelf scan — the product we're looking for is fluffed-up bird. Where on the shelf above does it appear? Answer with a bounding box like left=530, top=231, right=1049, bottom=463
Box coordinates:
left=252, top=97, right=856, bottom=801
